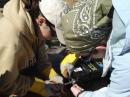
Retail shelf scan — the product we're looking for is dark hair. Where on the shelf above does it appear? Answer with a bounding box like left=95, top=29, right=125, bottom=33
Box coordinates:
left=22, top=0, right=42, bottom=35
left=22, top=0, right=56, bottom=37
left=22, top=0, right=41, bottom=19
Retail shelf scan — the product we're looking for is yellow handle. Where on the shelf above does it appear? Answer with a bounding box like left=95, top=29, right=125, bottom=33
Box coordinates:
left=60, top=53, right=78, bottom=74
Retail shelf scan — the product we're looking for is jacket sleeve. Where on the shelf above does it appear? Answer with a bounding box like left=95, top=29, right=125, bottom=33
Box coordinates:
left=0, top=72, right=34, bottom=96
left=78, top=87, right=107, bottom=97
left=0, top=37, right=34, bottom=96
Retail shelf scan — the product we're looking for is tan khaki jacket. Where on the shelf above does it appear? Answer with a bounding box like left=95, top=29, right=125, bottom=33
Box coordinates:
left=0, top=0, right=38, bottom=96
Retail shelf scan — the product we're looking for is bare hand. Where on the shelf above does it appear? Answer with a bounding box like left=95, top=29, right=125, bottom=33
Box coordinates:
left=71, top=84, right=84, bottom=97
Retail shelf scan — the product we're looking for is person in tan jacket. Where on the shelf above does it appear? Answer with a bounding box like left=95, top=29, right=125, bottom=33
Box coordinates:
left=0, top=0, right=62, bottom=96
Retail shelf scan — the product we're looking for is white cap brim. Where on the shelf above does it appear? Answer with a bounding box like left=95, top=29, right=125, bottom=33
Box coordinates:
left=55, top=26, right=66, bottom=45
